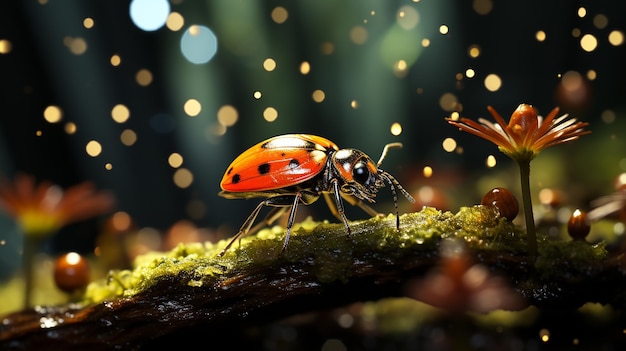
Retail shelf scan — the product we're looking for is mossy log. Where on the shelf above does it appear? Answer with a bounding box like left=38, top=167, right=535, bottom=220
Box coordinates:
left=1, top=206, right=625, bottom=350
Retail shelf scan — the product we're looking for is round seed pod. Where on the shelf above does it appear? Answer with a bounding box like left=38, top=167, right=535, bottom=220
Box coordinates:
left=54, top=252, right=90, bottom=293
left=567, top=209, right=591, bottom=241
left=481, top=187, right=519, bottom=221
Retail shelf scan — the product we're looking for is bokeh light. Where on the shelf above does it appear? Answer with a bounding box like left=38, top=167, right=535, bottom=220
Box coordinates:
left=43, top=105, right=63, bottom=123
left=129, top=0, right=170, bottom=32
left=181, top=25, right=218, bottom=64
left=263, top=58, right=277, bottom=71
left=166, top=12, right=184, bottom=31
left=0, top=39, right=12, bottom=54
left=183, top=99, right=202, bottom=117
left=484, top=74, right=502, bottom=92
left=271, top=6, right=288, bottom=24
left=120, top=129, right=137, bottom=146
left=580, top=34, right=598, bottom=52
left=396, top=5, right=420, bottom=30
left=86, top=140, right=102, bottom=157
left=263, top=107, right=278, bottom=122
left=390, top=122, right=402, bottom=136
left=217, top=105, right=238, bottom=127
left=168, top=153, right=183, bottom=168
left=111, top=104, right=130, bottom=123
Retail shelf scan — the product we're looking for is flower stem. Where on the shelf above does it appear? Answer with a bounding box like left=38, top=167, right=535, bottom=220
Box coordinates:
left=22, top=236, right=41, bottom=309
left=517, top=160, right=538, bottom=257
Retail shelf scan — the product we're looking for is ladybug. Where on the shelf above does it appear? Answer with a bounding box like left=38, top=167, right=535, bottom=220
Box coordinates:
left=218, top=134, right=415, bottom=255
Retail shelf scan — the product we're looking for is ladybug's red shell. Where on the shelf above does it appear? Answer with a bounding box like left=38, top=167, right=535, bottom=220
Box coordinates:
left=220, top=134, right=339, bottom=192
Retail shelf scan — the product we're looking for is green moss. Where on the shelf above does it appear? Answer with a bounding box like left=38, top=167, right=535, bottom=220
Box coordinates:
left=82, top=205, right=608, bottom=306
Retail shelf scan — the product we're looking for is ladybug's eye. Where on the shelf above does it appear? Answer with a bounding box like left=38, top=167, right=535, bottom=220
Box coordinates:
left=353, top=162, right=373, bottom=185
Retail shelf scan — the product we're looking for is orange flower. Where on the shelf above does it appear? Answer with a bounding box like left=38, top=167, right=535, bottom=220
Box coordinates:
left=447, top=104, right=590, bottom=162
left=0, top=173, right=115, bottom=237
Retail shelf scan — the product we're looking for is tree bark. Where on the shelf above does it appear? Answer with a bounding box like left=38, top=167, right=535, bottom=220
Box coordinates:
left=1, top=207, right=625, bottom=350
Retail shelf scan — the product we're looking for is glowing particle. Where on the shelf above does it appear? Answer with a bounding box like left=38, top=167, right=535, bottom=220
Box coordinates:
left=421, top=38, right=430, bottom=47
left=65, top=37, right=87, bottom=55
left=173, top=168, right=193, bottom=188
left=449, top=111, right=460, bottom=120
left=0, top=39, right=12, bottom=54
left=110, top=54, right=121, bottom=66
left=263, top=107, right=278, bottom=122
left=111, top=104, right=130, bottom=123
left=609, top=30, right=624, bottom=46
left=423, top=166, right=433, bottom=178
left=129, top=0, right=170, bottom=31
left=168, top=153, right=183, bottom=168
left=271, top=6, right=288, bottom=24
left=484, top=74, right=502, bottom=92
left=166, top=12, right=184, bottom=31
left=442, top=137, right=457, bottom=152
left=535, top=30, right=546, bottom=42
left=181, top=25, right=218, bottom=64
left=465, top=68, right=475, bottom=78
left=586, top=69, right=596, bottom=80
left=253, top=91, right=262, bottom=99
left=439, top=92, right=458, bottom=111
left=300, top=61, right=311, bottom=74
left=397, top=5, right=420, bottom=30
left=217, top=105, right=238, bottom=127
left=393, top=60, right=409, bottom=77
left=593, top=14, right=608, bottom=29
left=312, top=90, right=326, bottom=103
left=86, top=140, right=102, bottom=157
left=120, top=129, right=137, bottom=146
left=601, top=109, right=616, bottom=124
left=64, top=122, right=77, bottom=134
left=263, top=58, right=277, bottom=71
left=468, top=45, right=481, bottom=58
left=572, top=28, right=581, bottom=38
left=349, top=26, right=368, bottom=45
left=135, top=68, right=153, bottom=86
left=105, top=163, right=113, bottom=170
left=439, top=25, right=449, bottom=35
left=486, top=155, right=497, bottom=168
left=350, top=100, right=359, bottom=109
left=390, top=122, right=402, bottom=136
left=184, top=99, right=202, bottom=117
left=580, top=34, right=598, bottom=52
left=43, top=105, right=63, bottom=123
left=473, top=0, right=493, bottom=15
left=337, top=313, right=354, bottom=328
left=577, top=7, right=586, bottom=18
left=320, top=42, right=335, bottom=55
left=83, top=18, right=94, bottom=29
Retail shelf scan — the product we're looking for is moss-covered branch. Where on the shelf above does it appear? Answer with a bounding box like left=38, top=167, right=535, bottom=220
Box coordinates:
left=1, top=206, right=624, bottom=350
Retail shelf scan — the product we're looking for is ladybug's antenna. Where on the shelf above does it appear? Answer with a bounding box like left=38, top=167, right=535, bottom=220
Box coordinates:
left=377, top=142, right=403, bottom=167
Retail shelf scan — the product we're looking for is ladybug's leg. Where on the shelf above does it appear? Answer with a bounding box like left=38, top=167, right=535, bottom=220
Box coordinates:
left=326, top=179, right=352, bottom=237
left=219, top=195, right=302, bottom=256
left=219, top=200, right=268, bottom=256
left=281, top=193, right=302, bottom=252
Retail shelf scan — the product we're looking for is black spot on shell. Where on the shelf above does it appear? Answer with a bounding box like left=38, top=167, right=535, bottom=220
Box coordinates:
left=258, top=163, right=270, bottom=175
left=289, top=159, right=300, bottom=168
left=232, top=174, right=241, bottom=184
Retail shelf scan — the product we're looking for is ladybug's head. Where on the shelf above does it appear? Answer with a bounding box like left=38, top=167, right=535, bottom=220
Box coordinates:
left=332, top=149, right=385, bottom=201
